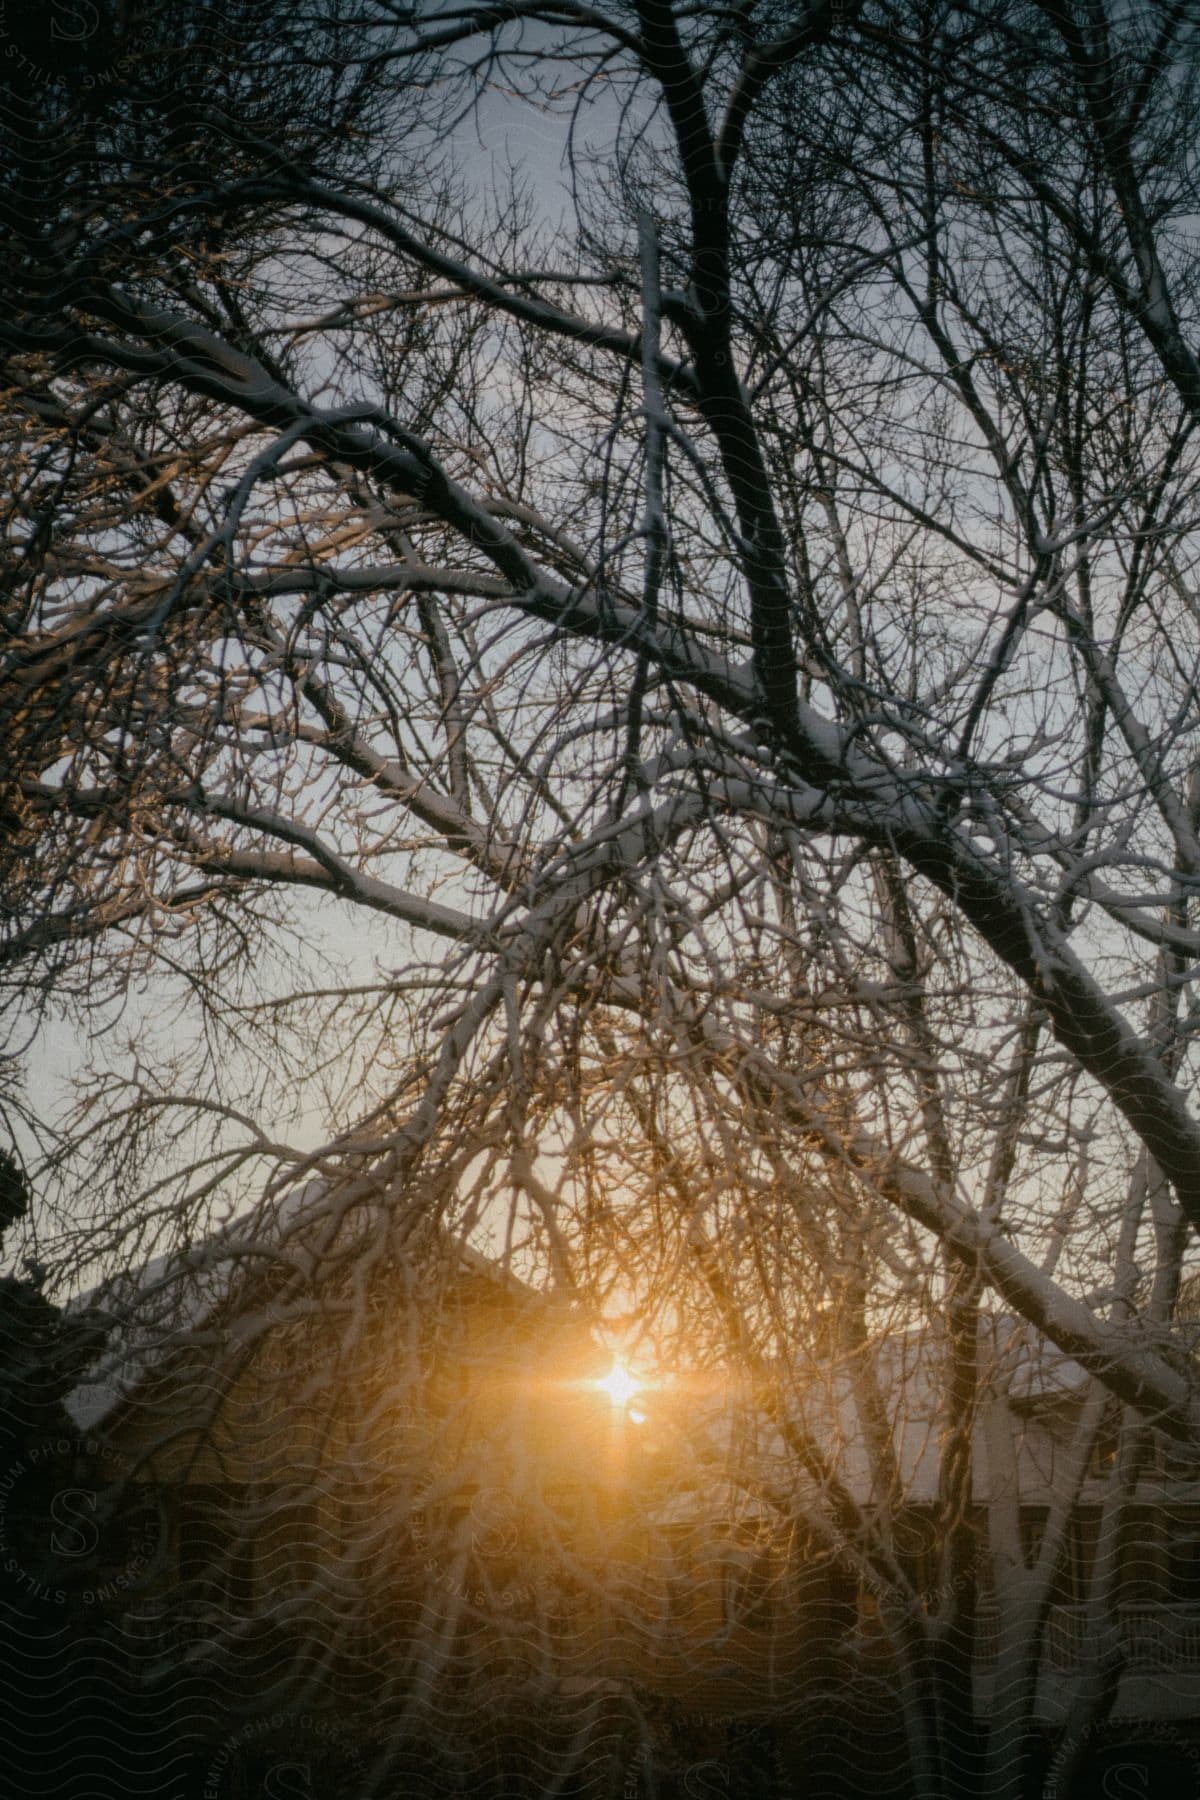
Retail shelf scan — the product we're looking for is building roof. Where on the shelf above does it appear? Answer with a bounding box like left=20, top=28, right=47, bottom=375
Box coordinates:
left=63, top=1179, right=547, bottom=1431
left=63, top=1189, right=1111, bottom=1517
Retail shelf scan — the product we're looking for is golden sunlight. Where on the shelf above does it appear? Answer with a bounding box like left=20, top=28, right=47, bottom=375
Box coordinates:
left=595, top=1358, right=640, bottom=1408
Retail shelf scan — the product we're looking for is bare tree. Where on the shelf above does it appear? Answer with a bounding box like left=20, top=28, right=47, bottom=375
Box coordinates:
left=4, top=1, right=1200, bottom=1794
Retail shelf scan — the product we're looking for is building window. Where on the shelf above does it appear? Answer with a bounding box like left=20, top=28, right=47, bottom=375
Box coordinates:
left=1168, top=1535, right=1200, bottom=1604
left=718, top=1535, right=779, bottom=1632
left=666, top=1544, right=704, bottom=1625
left=1065, top=1512, right=1098, bottom=1606
left=894, top=1508, right=937, bottom=1600
left=1089, top=1424, right=1120, bottom=1477
left=1020, top=1509, right=1099, bottom=1606
left=177, top=1485, right=252, bottom=1611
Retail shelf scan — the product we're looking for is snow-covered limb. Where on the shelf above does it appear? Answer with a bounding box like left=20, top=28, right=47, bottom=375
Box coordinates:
left=698, top=1041, right=1200, bottom=1439
left=42, top=288, right=1200, bottom=1236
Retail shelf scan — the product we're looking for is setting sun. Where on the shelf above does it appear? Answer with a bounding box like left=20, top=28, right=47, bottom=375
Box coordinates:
left=595, top=1358, right=640, bottom=1408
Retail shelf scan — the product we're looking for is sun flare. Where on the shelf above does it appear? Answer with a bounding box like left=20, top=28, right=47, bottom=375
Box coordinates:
left=595, top=1358, right=640, bottom=1408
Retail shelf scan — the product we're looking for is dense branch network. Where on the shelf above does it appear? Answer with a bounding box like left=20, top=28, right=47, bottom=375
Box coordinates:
left=3, top=22, right=1200, bottom=1785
